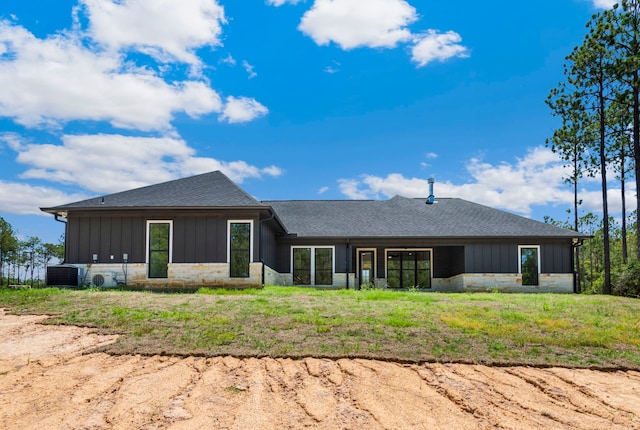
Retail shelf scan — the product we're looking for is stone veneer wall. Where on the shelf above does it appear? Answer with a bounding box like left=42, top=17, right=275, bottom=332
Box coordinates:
left=275, top=272, right=356, bottom=289
left=71, top=264, right=573, bottom=293
left=368, top=274, right=573, bottom=293
left=432, top=273, right=574, bottom=293
left=76, top=262, right=262, bottom=288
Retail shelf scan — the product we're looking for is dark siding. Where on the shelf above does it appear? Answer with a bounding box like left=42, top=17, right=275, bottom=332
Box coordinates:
left=205, top=217, right=218, bottom=262
left=465, top=243, right=517, bottom=273
left=67, top=218, right=81, bottom=262
left=335, top=244, right=347, bottom=274
left=260, top=223, right=279, bottom=268
left=463, top=240, right=573, bottom=274
left=274, top=241, right=290, bottom=273
left=130, top=218, right=145, bottom=263
left=433, top=246, right=464, bottom=278
left=195, top=217, right=207, bottom=261
left=173, top=216, right=235, bottom=264
left=69, top=215, right=146, bottom=264
left=541, top=241, right=572, bottom=273
left=172, top=218, right=185, bottom=263
left=376, top=250, right=386, bottom=278
left=215, top=219, right=226, bottom=263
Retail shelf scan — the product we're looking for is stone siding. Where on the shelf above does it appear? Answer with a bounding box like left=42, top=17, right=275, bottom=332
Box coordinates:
left=74, top=262, right=262, bottom=288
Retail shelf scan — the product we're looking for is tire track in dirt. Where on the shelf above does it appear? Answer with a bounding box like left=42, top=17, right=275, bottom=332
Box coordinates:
left=1, top=311, right=640, bottom=429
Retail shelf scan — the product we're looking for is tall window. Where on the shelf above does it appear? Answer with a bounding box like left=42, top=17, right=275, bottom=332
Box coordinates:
left=229, top=221, right=252, bottom=278
left=519, top=245, right=540, bottom=286
left=293, top=248, right=311, bottom=285
left=292, top=246, right=334, bottom=285
left=147, top=221, right=172, bottom=278
left=386, top=250, right=431, bottom=289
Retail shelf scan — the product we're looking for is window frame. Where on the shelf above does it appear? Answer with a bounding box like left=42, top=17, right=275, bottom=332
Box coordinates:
left=384, top=248, right=432, bottom=289
left=227, top=220, right=254, bottom=278
left=518, top=245, right=541, bottom=286
left=290, top=245, right=335, bottom=286
left=146, top=220, right=173, bottom=279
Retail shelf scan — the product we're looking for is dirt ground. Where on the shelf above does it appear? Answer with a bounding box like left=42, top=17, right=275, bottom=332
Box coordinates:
left=1, top=309, right=639, bottom=430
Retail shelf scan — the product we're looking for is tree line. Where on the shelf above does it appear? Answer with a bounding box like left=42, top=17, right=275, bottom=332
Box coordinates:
left=0, top=217, right=64, bottom=288
left=546, top=0, right=640, bottom=296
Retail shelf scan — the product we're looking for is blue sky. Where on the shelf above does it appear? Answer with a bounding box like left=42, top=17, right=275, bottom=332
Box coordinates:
left=0, top=0, right=624, bottom=244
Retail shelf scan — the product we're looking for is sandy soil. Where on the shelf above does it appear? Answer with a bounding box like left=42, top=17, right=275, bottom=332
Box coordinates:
left=1, top=309, right=639, bottom=430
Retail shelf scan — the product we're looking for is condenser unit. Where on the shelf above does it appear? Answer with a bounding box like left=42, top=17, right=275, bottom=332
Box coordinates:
left=91, top=272, right=115, bottom=287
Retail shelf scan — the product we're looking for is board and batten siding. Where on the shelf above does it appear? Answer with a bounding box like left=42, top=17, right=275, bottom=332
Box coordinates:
left=464, top=241, right=573, bottom=274
left=65, top=211, right=262, bottom=266
left=172, top=216, right=227, bottom=264
left=66, top=214, right=146, bottom=264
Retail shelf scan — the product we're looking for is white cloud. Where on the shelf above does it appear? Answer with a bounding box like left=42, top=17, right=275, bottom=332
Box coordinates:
left=220, top=96, right=269, bottom=123
left=81, top=0, right=226, bottom=68
left=411, top=30, right=469, bottom=67
left=592, top=0, right=617, bottom=8
left=220, top=53, right=236, bottom=66
left=7, top=133, right=282, bottom=201
left=339, top=147, right=578, bottom=216
left=0, top=20, right=223, bottom=131
left=0, top=181, right=90, bottom=215
left=318, top=186, right=330, bottom=194
left=267, top=0, right=304, bottom=6
left=242, top=60, right=257, bottom=79
left=299, top=0, right=417, bottom=49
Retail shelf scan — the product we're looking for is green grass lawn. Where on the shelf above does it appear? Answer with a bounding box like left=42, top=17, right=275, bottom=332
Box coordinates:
left=1, top=286, right=639, bottom=369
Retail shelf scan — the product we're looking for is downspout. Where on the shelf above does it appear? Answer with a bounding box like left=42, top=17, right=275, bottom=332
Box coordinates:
left=571, top=238, right=584, bottom=294
left=53, top=213, right=68, bottom=264
left=259, top=210, right=276, bottom=287
left=345, top=238, right=350, bottom=290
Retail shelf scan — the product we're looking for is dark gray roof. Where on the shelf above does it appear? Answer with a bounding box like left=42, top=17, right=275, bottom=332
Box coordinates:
left=41, top=170, right=585, bottom=239
left=42, top=171, right=266, bottom=211
left=264, top=196, right=584, bottom=239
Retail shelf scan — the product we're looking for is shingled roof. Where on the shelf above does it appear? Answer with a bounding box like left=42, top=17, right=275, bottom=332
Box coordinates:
left=41, top=170, right=584, bottom=239
left=264, top=196, right=584, bottom=239
left=42, top=171, right=266, bottom=212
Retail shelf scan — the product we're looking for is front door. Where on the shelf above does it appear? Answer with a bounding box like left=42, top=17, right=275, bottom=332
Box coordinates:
left=359, top=251, right=375, bottom=288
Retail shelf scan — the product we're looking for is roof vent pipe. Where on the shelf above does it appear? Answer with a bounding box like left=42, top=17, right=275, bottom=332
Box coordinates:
left=426, top=178, right=435, bottom=205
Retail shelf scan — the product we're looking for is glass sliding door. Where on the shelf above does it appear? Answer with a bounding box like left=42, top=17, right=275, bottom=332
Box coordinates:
left=315, top=248, right=333, bottom=285
left=293, top=247, right=311, bottom=285
left=292, top=246, right=334, bottom=286
left=386, top=250, right=431, bottom=289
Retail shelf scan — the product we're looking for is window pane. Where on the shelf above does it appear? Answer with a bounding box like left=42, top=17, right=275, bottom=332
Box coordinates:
left=521, top=247, right=539, bottom=286
left=149, top=223, right=170, bottom=278
left=293, top=248, right=311, bottom=285
left=230, top=251, right=250, bottom=277
left=150, top=224, right=169, bottom=251
left=231, top=223, right=250, bottom=250
left=315, top=248, right=333, bottom=285
left=417, top=270, right=431, bottom=288
left=387, top=270, right=400, bottom=288
left=402, top=270, right=415, bottom=288
left=387, top=252, right=400, bottom=270
left=230, top=223, right=250, bottom=278
left=402, top=252, right=415, bottom=270
left=149, top=251, right=169, bottom=278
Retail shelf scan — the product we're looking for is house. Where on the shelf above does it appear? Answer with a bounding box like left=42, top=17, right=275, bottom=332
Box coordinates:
left=41, top=171, right=586, bottom=292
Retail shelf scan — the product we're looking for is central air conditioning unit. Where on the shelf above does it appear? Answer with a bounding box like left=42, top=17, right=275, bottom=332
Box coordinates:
left=91, top=272, right=116, bottom=287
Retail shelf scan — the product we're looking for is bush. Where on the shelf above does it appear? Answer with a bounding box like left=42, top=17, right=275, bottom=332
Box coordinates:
left=612, top=260, right=640, bottom=298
